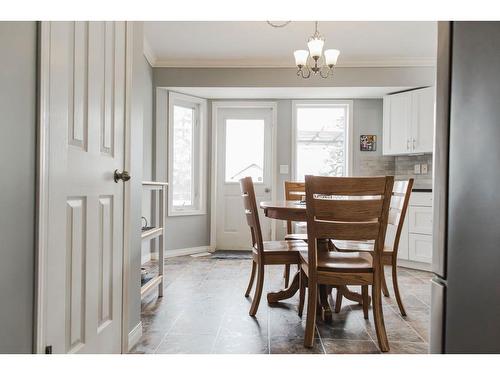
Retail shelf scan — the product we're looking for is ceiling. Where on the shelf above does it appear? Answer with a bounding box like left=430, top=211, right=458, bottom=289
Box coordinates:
left=144, top=21, right=437, bottom=68
left=166, top=87, right=413, bottom=99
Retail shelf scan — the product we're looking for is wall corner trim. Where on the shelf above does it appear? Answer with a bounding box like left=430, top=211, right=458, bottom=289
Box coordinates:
left=127, top=321, right=143, bottom=352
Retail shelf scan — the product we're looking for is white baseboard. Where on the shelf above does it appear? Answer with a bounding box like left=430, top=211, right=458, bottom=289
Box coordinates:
left=398, top=259, right=432, bottom=272
left=127, top=322, right=143, bottom=352
left=164, top=245, right=213, bottom=259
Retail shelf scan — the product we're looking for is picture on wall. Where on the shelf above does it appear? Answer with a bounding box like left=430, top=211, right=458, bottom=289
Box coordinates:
left=360, top=135, right=377, bottom=151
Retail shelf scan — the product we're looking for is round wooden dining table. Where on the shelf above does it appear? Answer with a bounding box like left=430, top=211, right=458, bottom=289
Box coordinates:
left=260, top=200, right=366, bottom=321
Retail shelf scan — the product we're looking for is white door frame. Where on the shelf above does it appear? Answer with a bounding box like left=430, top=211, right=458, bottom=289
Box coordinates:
left=210, top=101, right=278, bottom=251
left=34, top=21, right=133, bottom=354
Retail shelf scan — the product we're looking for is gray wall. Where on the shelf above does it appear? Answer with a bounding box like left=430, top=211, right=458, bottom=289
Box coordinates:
left=154, top=66, right=436, bottom=88
left=151, top=66, right=435, bottom=249
left=0, top=22, right=37, bottom=353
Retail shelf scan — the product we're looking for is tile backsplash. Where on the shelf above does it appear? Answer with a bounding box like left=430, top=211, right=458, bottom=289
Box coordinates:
left=395, top=154, right=433, bottom=188
left=356, top=153, right=433, bottom=189
left=356, top=155, right=396, bottom=176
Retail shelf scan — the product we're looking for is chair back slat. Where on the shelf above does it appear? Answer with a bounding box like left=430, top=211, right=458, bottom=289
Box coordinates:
left=284, top=181, right=305, bottom=234
left=314, top=221, right=380, bottom=241
left=384, top=179, right=414, bottom=251
left=307, top=176, right=389, bottom=196
left=305, top=175, right=394, bottom=268
left=313, top=198, right=384, bottom=222
left=239, top=177, right=264, bottom=253
left=285, top=181, right=305, bottom=200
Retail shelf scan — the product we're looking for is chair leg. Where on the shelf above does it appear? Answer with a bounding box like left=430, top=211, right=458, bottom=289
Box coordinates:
left=245, top=260, right=256, bottom=297
left=381, top=265, right=390, bottom=297
left=392, top=262, right=407, bottom=316
left=298, top=269, right=306, bottom=317
left=249, top=262, right=265, bottom=316
left=283, top=264, right=290, bottom=288
left=362, top=285, right=369, bottom=320
left=304, top=280, right=318, bottom=348
left=372, top=271, right=390, bottom=352
left=334, top=287, right=343, bottom=313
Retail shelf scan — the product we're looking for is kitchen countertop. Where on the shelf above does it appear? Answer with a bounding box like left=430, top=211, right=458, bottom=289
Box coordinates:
left=412, top=188, right=432, bottom=193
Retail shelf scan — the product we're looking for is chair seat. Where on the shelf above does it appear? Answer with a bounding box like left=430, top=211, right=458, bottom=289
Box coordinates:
left=284, top=233, right=308, bottom=242
left=255, top=240, right=308, bottom=252
left=253, top=240, right=307, bottom=265
left=300, top=250, right=373, bottom=272
left=331, top=240, right=393, bottom=253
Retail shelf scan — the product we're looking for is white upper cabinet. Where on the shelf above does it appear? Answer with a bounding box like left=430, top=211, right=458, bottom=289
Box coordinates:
left=383, top=91, right=412, bottom=154
left=411, top=87, right=435, bottom=153
left=383, top=87, right=435, bottom=155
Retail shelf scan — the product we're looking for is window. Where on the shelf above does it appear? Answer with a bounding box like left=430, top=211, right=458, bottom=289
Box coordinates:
left=168, top=92, right=207, bottom=216
left=293, top=101, right=353, bottom=181
left=225, top=119, right=265, bottom=183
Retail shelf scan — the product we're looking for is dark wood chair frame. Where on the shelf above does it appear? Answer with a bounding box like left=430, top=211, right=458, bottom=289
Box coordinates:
left=240, top=177, right=306, bottom=316
left=333, top=179, right=414, bottom=316
left=283, top=181, right=306, bottom=287
left=299, top=175, right=394, bottom=351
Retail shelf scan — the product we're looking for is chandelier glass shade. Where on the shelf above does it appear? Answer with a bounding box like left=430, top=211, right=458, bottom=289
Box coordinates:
left=294, top=22, right=340, bottom=78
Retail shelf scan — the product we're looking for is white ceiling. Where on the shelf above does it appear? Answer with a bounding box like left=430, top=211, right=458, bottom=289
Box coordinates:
left=144, top=21, right=437, bottom=68
left=166, top=87, right=413, bottom=99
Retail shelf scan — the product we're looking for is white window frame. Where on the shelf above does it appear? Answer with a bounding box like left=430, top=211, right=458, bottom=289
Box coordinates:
left=291, top=100, right=354, bottom=180
left=166, top=91, right=207, bottom=216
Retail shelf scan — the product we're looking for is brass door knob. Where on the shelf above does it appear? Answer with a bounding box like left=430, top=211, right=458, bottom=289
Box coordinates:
left=114, top=169, right=131, bottom=183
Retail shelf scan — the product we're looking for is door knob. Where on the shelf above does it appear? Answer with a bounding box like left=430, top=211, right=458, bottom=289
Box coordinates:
left=114, top=169, right=131, bottom=183
left=264, top=187, right=271, bottom=193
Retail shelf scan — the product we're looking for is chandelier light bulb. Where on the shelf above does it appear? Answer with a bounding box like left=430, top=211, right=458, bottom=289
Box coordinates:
left=324, top=49, right=340, bottom=66
left=307, top=37, right=324, bottom=59
left=294, top=50, right=309, bottom=66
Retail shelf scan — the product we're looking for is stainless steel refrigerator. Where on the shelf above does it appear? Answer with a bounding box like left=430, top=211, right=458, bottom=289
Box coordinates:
left=431, top=21, right=500, bottom=353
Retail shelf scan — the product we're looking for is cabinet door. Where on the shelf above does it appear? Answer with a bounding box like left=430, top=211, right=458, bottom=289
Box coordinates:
left=383, top=92, right=412, bottom=155
left=411, top=87, right=435, bottom=153
left=409, top=206, right=433, bottom=235
left=409, top=233, right=433, bottom=263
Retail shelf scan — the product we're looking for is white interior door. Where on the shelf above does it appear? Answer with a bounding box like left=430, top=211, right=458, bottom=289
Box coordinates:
left=41, top=21, right=126, bottom=353
left=216, top=106, right=274, bottom=250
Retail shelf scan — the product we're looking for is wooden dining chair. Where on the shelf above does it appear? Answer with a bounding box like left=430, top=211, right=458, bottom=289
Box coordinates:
left=299, top=175, right=394, bottom=351
left=284, top=181, right=307, bottom=241
left=332, top=179, right=414, bottom=316
left=240, top=177, right=308, bottom=316
left=282, top=181, right=307, bottom=287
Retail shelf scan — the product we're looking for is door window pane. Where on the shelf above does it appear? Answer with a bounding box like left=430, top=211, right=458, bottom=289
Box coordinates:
left=225, top=119, right=265, bottom=183
left=296, top=106, right=347, bottom=181
left=172, top=105, right=194, bottom=206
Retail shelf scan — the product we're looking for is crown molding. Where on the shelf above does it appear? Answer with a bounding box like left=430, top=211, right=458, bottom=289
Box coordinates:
left=149, top=57, right=436, bottom=69
left=143, top=37, right=157, bottom=67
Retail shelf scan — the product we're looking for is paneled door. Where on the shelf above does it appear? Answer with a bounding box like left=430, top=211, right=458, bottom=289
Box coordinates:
left=40, top=22, right=126, bottom=353
left=215, top=105, right=274, bottom=250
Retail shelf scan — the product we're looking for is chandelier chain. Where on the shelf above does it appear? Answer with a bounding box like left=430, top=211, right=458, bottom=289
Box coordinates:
left=266, top=21, right=292, bottom=28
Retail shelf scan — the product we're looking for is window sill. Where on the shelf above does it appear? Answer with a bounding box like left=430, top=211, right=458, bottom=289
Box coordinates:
left=168, top=209, right=207, bottom=217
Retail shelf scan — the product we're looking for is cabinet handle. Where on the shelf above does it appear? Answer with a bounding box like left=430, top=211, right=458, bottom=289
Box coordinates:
left=413, top=138, right=416, bottom=151
left=407, top=139, right=410, bottom=151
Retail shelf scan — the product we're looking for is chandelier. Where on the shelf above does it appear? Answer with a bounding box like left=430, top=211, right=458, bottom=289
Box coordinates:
left=294, top=21, right=340, bottom=79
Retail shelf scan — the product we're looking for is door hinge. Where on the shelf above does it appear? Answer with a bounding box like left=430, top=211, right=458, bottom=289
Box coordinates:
left=45, top=345, right=53, bottom=354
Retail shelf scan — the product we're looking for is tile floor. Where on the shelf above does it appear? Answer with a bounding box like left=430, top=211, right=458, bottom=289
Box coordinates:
left=131, top=252, right=431, bottom=354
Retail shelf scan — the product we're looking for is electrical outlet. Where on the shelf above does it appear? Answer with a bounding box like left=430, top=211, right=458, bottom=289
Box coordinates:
left=279, top=164, right=289, bottom=174
left=414, top=164, right=421, bottom=174
left=421, top=163, right=428, bottom=174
